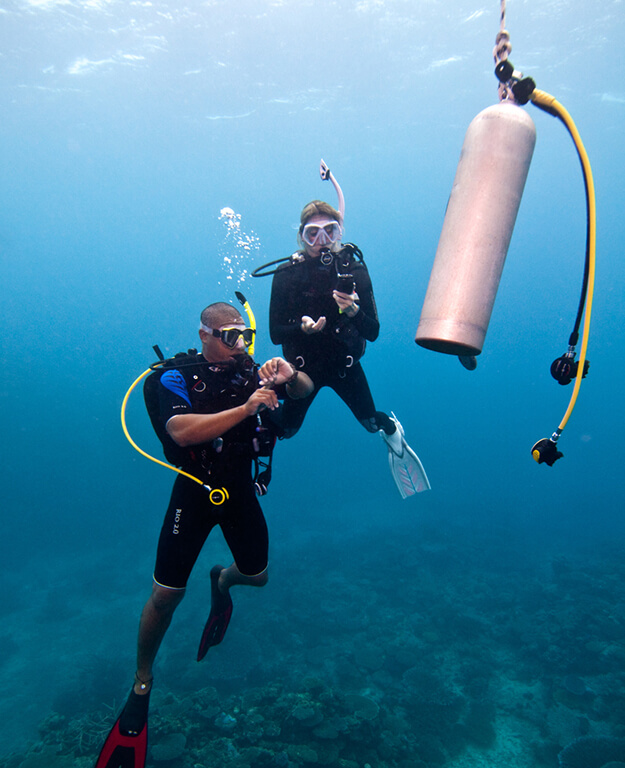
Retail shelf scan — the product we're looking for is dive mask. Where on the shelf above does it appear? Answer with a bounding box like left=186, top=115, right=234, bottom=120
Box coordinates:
left=301, top=220, right=342, bottom=247
left=200, top=324, right=255, bottom=349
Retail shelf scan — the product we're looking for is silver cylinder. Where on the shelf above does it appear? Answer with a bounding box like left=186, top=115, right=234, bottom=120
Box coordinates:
left=416, top=101, right=536, bottom=356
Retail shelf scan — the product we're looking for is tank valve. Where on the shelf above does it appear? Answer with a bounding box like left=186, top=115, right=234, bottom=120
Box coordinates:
left=494, top=59, right=536, bottom=105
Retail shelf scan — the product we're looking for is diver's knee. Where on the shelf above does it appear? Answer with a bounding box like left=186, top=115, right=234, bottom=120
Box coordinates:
left=281, top=425, right=301, bottom=439
left=250, top=569, right=268, bottom=588
left=151, top=582, right=185, bottom=612
left=292, top=372, right=314, bottom=399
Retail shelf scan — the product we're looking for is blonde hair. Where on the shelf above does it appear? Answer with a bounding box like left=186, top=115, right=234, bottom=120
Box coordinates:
left=299, top=200, right=342, bottom=230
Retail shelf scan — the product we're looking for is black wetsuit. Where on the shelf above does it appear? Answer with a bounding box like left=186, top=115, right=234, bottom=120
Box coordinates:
left=269, top=245, right=393, bottom=437
left=152, top=353, right=279, bottom=589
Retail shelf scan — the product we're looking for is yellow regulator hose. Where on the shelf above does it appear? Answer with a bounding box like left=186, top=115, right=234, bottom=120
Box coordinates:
left=121, top=366, right=229, bottom=505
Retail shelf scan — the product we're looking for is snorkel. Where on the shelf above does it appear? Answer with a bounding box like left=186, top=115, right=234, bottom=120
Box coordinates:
left=235, top=290, right=256, bottom=356
left=296, top=162, right=346, bottom=259
left=251, top=161, right=348, bottom=278
left=319, top=159, right=345, bottom=224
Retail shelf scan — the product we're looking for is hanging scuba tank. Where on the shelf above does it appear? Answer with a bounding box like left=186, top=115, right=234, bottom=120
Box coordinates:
left=415, top=101, right=536, bottom=356
left=413, top=3, right=595, bottom=465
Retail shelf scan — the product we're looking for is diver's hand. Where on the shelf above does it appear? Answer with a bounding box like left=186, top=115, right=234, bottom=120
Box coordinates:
left=244, top=387, right=279, bottom=415
left=258, top=357, right=296, bottom=388
left=301, top=315, right=326, bottom=334
left=332, top=290, right=360, bottom=317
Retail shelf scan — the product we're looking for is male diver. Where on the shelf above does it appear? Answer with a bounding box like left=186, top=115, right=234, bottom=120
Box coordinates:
left=95, top=300, right=312, bottom=768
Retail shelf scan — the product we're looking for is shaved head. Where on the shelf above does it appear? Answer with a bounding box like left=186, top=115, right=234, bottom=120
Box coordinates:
left=200, top=302, right=244, bottom=328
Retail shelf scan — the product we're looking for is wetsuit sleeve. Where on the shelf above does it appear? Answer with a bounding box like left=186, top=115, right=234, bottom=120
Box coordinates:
left=351, top=262, right=380, bottom=342
left=159, top=369, right=193, bottom=424
left=270, top=264, right=301, bottom=345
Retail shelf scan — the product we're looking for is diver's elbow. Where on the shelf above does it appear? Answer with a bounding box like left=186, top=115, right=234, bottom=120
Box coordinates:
left=166, top=417, right=191, bottom=447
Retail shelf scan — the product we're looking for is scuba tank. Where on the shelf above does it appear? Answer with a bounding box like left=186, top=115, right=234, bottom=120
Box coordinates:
left=414, top=8, right=595, bottom=465
left=415, top=101, right=536, bottom=356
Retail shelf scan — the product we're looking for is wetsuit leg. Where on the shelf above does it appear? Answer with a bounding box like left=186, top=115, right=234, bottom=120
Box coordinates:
left=330, top=363, right=395, bottom=434
left=153, top=475, right=220, bottom=589
left=276, top=384, right=320, bottom=438
left=196, top=473, right=268, bottom=660
left=218, top=481, right=269, bottom=577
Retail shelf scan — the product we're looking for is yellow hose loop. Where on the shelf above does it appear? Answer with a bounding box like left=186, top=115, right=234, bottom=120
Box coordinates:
left=121, top=365, right=229, bottom=503
left=531, top=89, right=596, bottom=435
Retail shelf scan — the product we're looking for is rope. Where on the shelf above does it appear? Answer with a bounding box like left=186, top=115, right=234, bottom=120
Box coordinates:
left=493, top=0, right=513, bottom=101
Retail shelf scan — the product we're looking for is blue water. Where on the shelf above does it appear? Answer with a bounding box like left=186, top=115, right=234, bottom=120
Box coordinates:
left=1, top=1, right=624, bottom=766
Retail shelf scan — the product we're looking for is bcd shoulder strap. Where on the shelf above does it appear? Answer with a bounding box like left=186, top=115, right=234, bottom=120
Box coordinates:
left=143, top=349, right=200, bottom=467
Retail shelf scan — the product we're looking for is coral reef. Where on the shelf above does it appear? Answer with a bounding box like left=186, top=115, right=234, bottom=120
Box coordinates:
left=151, top=731, right=187, bottom=761
left=558, top=736, right=625, bottom=768
left=4, top=522, right=625, bottom=768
